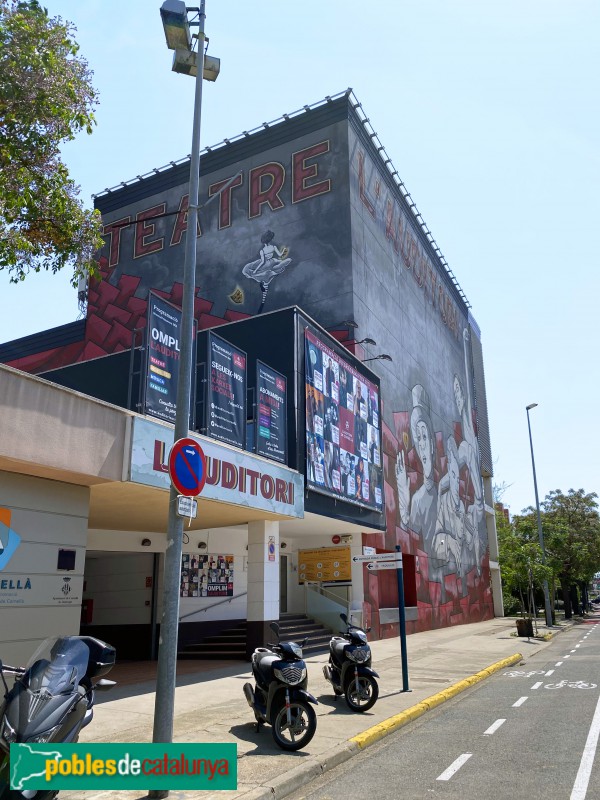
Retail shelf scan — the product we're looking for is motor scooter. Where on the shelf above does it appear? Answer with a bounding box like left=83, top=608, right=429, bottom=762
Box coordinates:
left=0, top=635, right=116, bottom=799
left=243, top=622, right=318, bottom=751
left=323, top=613, right=379, bottom=711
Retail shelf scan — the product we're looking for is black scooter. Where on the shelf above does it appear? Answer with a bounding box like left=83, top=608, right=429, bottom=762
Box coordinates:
left=243, top=622, right=318, bottom=751
left=0, top=635, right=116, bottom=800
left=323, top=613, right=379, bottom=712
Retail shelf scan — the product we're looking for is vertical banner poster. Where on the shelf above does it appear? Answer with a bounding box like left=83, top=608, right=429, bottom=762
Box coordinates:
left=305, top=330, right=383, bottom=512
left=207, top=332, right=247, bottom=448
left=144, top=293, right=182, bottom=424
left=256, top=361, right=287, bottom=463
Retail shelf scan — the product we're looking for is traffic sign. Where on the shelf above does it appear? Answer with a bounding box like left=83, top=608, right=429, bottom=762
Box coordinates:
left=366, top=560, right=400, bottom=571
left=168, top=438, right=207, bottom=497
left=352, top=552, right=402, bottom=563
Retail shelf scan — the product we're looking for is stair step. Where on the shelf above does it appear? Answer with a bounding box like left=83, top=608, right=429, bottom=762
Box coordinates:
left=183, top=642, right=245, bottom=652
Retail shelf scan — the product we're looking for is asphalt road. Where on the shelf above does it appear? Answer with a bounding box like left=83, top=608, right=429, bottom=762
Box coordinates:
left=287, top=621, right=600, bottom=800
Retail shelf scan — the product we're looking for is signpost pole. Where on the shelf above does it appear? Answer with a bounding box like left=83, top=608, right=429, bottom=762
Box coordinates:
left=150, top=6, right=207, bottom=791
left=395, top=545, right=410, bottom=692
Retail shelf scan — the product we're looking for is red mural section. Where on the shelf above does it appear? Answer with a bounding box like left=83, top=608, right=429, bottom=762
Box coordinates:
left=361, top=413, right=493, bottom=640
left=6, top=258, right=252, bottom=374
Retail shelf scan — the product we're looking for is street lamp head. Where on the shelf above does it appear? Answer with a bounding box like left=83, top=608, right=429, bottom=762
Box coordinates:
left=172, top=50, right=221, bottom=81
left=363, top=353, right=393, bottom=363
left=356, top=337, right=377, bottom=346
left=526, top=403, right=538, bottom=411
left=160, top=0, right=192, bottom=51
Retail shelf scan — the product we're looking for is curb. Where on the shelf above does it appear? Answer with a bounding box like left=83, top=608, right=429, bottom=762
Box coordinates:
left=350, top=652, right=523, bottom=750
left=252, top=652, right=523, bottom=799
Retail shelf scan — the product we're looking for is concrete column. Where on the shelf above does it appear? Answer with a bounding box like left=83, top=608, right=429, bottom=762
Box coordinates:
left=246, top=520, right=280, bottom=657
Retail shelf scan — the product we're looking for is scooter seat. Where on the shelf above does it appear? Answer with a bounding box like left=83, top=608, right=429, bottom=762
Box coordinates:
left=330, top=638, right=348, bottom=659
left=252, top=649, right=279, bottom=685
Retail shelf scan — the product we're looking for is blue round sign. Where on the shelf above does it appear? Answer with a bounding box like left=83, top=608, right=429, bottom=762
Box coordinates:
left=168, top=438, right=207, bottom=497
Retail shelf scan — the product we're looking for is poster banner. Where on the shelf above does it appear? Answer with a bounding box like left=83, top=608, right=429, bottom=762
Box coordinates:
left=180, top=553, right=234, bottom=598
left=256, top=361, right=287, bottom=464
left=207, top=332, right=247, bottom=449
left=144, top=293, right=182, bottom=424
left=297, top=546, right=351, bottom=584
left=305, top=330, right=383, bottom=512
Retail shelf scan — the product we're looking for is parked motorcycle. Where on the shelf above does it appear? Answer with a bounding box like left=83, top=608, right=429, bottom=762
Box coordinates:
left=243, top=622, right=318, bottom=751
left=0, top=635, right=116, bottom=800
left=323, top=613, right=379, bottom=712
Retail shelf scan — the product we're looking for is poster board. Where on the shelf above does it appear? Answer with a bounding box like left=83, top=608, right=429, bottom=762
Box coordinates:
left=180, top=553, right=234, bottom=598
left=297, top=546, right=351, bottom=584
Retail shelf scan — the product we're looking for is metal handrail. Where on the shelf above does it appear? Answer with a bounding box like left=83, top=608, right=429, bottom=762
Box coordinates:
left=303, top=582, right=350, bottom=617
left=178, top=591, right=247, bottom=622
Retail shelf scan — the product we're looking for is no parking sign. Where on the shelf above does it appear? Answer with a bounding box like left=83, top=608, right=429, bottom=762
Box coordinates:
left=268, top=536, right=276, bottom=562
left=168, top=438, right=207, bottom=497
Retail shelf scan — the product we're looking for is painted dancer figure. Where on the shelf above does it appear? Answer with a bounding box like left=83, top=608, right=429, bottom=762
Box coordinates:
left=242, top=230, right=292, bottom=313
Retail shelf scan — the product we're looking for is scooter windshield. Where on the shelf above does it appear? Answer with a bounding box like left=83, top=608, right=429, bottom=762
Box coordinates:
left=24, top=637, right=89, bottom=695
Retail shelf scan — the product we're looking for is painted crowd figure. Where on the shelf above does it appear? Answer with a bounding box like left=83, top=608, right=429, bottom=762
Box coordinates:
left=395, top=328, right=485, bottom=605
left=242, top=230, right=292, bottom=314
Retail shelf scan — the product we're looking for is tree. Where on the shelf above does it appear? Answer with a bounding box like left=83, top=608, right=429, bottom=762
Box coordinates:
left=540, top=489, right=600, bottom=618
left=0, top=0, right=103, bottom=284
left=495, top=502, right=551, bottom=617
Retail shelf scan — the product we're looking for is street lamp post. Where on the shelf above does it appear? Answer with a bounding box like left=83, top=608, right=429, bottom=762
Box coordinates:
left=149, top=4, right=214, bottom=797
left=526, top=403, right=553, bottom=628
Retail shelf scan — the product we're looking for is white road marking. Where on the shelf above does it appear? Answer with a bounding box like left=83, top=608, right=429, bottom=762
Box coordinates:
left=546, top=670, right=555, bottom=676
left=513, top=697, right=528, bottom=707
left=571, top=650, right=577, bottom=653
left=484, top=719, right=507, bottom=735
left=565, top=655, right=571, bottom=659
left=437, top=753, right=473, bottom=781
left=570, top=691, right=600, bottom=799
left=576, top=644, right=581, bottom=648
left=556, top=662, right=564, bottom=667
left=532, top=682, right=543, bottom=690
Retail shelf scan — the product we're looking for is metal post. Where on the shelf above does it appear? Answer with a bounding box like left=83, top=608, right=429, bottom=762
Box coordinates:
left=526, top=404, right=553, bottom=628
left=395, top=545, right=410, bottom=691
left=149, top=5, right=206, bottom=797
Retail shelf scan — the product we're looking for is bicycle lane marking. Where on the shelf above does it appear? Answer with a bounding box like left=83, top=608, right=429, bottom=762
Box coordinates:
left=437, top=753, right=473, bottom=781
left=570, top=691, right=600, bottom=800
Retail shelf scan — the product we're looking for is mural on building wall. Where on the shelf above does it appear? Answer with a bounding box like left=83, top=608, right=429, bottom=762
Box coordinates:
left=361, top=327, right=492, bottom=635
left=241, top=230, right=293, bottom=314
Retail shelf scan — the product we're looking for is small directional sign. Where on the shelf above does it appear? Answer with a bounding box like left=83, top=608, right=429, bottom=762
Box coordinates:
left=353, top=552, right=402, bottom=563
left=366, top=560, right=400, bottom=571
left=176, top=495, right=198, bottom=518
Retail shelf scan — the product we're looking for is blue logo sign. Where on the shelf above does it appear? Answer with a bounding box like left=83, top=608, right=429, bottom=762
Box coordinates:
left=0, top=509, right=21, bottom=571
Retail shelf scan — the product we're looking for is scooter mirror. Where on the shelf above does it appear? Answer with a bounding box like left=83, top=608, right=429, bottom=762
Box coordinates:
left=340, top=613, right=348, bottom=624
left=270, top=621, right=280, bottom=638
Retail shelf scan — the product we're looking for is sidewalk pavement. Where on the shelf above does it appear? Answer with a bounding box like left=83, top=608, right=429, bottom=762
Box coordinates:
left=62, top=616, right=576, bottom=800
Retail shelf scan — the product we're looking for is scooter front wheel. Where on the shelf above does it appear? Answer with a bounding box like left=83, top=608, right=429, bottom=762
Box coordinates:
left=271, top=700, right=317, bottom=751
left=345, top=674, right=378, bottom=712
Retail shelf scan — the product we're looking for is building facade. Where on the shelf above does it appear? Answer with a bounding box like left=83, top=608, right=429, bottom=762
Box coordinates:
left=0, top=91, right=502, bottom=660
